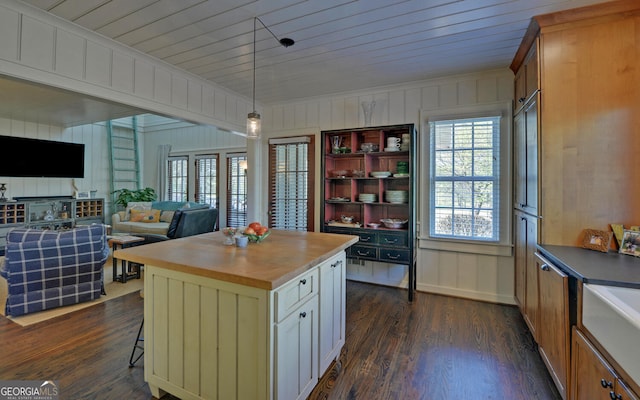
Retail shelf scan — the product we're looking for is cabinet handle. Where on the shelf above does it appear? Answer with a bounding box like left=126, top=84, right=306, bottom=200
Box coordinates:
left=609, top=392, right=622, bottom=400
left=601, top=379, right=613, bottom=388
left=357, top=250, right=372, bottom=256
left=331, top=260, right=343, bottom=268
left=383, top=238, right=398, bottom=244
left=299, top=311, right=307, bottom=318
left=518, top=97, right=526, bottom=103
left=386, top=253, right=401, bottom=260
left=300, top=279, right=307, bottom=285
left=540, top=264, right=550, bottom=271
left=360, top=236, right=371, bottom=242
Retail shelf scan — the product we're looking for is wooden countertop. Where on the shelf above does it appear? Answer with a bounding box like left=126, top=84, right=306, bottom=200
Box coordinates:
left=114, top=229, right=359, bottom=290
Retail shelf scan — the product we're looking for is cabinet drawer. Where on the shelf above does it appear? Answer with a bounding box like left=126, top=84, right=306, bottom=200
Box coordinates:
left=349, top=244, right=377, bottom=260
left=378, top=247, right=410, bottom=263
left=274, top=269, right=319, bottom=323
left=356, top=231, right=376, bottom=244
left=377, top=232, right=407, bottom=247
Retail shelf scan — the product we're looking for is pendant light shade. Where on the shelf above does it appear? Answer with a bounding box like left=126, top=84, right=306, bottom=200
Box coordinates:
left=247, top=111, right=261, bottom=138
left=246, top=17, right=294, bottom=139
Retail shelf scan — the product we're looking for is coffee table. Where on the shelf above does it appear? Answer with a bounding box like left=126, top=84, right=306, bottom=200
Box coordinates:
left=109, top=235, right=145, bottom=283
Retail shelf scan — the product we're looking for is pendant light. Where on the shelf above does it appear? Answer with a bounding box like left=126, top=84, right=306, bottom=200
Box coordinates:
left=247, top=17, right=295, bottom=139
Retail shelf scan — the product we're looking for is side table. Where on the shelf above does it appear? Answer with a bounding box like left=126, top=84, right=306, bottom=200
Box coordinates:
left=109, top=235, right=145, bottom=283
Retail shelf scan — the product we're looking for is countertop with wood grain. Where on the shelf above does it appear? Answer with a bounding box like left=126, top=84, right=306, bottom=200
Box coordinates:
left=114, top=229, right=359, bottom=290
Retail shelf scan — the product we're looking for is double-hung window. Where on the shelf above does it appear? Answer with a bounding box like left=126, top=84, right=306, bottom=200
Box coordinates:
left=429, top=116, right=501, bottom=241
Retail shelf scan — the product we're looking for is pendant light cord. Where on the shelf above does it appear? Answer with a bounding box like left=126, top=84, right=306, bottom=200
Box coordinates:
left=252, top=17, right=257, bottom=112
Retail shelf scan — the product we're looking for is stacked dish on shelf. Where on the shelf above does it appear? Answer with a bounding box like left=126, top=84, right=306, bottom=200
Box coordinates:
left=385, top=190, right=408, bottom=203
left=358, top=193, right=377, bottom=203
left=370, top=171, right=391, bottom=178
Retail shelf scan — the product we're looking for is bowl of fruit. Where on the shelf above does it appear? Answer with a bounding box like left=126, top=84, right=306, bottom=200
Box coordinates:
left=242, top=221, right=270, bottom=243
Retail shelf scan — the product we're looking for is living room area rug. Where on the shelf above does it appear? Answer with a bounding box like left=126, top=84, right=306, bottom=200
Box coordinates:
left=0, top=258, right=143, bottom=327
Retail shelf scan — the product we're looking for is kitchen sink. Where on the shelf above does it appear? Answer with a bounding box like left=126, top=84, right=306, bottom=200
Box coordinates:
left=582, top=284, right=640, bottom=385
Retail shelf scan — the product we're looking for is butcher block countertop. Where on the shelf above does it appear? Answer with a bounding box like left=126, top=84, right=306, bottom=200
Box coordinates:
left=114, top=229, right=359, bottom=290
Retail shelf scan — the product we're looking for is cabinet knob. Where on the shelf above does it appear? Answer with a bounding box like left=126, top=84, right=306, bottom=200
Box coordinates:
left=610, top=391, right=622, bottom=400
left=518, top=97, right=526, bottom=103
left=299, top=311, right=307, bottom=318
left=299, top=279, right=307, bottom=285
left=601, top=379, right=613, bottom=388
left=540, top=264, right=550, bottom=271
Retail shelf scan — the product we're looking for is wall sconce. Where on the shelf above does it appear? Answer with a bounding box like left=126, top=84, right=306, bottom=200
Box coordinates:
left=247, top=17, right=295, bottom=139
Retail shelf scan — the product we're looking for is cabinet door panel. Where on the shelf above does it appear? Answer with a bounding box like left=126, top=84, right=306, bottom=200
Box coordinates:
left=536, top=253, right=570, bottom=399
left=572, top=327, right=616, bottom=400
left=319, top=253, right=346, bottom=374
left=524, top=98, right=538, bottom=213
left=275, top=297, right=318, bottom=400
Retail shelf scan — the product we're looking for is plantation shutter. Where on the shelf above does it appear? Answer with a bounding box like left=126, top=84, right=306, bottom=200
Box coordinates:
left=167, top=156, right=188, bottom=202
left=195, top=154, right=218, bottom=207
left=226, top=153, right=247, bottom=228
left=268, top=136, right=314, bottom=231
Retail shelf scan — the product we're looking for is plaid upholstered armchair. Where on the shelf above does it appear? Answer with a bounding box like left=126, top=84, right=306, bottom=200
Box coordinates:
left=0, top=224, right=109, bottom=317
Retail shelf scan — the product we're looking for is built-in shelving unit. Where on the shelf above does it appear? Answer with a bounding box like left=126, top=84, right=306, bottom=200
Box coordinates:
left=0, top=197, right=105, bottom=254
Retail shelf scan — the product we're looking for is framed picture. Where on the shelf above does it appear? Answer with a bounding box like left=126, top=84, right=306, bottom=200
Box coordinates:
left=619, top=230, right=640, bottom=257
left=581, top=229, right=612, bottom=253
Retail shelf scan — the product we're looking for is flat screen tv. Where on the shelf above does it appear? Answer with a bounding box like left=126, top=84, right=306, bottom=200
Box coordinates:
left=0, top=135, right=85, bottom=178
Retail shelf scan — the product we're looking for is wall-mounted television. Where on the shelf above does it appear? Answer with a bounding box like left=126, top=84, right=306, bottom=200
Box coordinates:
left=0, top=135, right=85, bottom=178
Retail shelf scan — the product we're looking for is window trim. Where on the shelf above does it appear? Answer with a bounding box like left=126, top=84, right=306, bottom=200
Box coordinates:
left=418, top=102, right=513, bottom=257
left=429, top=115, right=501, bottom=242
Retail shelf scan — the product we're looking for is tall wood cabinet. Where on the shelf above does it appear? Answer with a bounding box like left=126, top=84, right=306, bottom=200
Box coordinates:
left=511, top=2, right=640, bottom=398
left=512, top=30, right=540, bottom=341
left=320, top=124, right=416, bottom=301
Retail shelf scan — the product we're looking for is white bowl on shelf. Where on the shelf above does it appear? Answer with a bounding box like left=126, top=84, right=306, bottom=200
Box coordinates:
left=380, top=218, right=408, bottom=229
left=370, top=171, right=391, bottom=178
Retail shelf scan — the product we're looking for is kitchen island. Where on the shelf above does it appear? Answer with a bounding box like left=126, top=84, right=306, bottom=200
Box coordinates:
left=114, top=229, right=358, bottom=400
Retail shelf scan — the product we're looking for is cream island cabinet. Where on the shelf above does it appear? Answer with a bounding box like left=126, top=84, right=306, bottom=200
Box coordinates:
left=114, top=230, right=358, bottom=400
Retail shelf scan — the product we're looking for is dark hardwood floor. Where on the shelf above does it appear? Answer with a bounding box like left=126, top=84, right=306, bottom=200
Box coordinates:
left=0, top=281, right=560, bottom=400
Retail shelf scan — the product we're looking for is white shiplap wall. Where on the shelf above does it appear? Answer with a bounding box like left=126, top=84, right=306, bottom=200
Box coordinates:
left=0, top=0, right=252, bottom=133
left=0, top=116, right=113, bottom=213
left=261, top=69, right=516, bottom=304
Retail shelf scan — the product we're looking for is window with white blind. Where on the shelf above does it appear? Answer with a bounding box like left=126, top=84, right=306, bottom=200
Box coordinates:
left=195, top=155, right=218, bottom=207
left=227, top=154, right=247, bottom=228
left=168, top=156, right=188, bottom=202
left=429, top=116, right=501, bottom=241
left=268, top=136, right=314, bottom=231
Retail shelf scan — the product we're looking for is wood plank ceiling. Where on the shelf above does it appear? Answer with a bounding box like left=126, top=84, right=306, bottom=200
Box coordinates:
left=4, top=0, right=612, bottom=126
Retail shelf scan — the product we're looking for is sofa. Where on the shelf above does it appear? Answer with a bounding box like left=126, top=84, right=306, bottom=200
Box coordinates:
left=138, top=207, right=219, bottom=243
left=111, top=201, right=207, bottom=235
left=0, top=224, right=109, bottom=317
